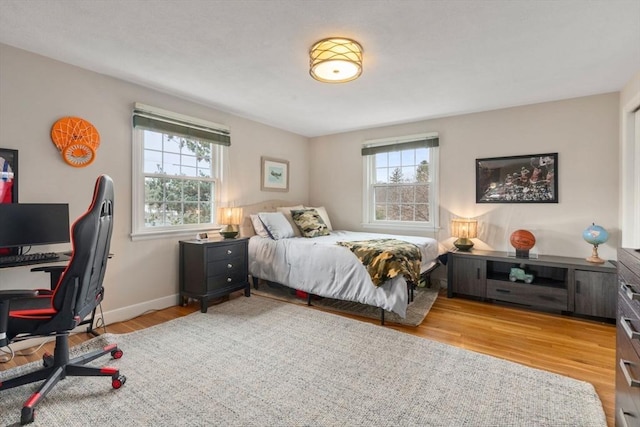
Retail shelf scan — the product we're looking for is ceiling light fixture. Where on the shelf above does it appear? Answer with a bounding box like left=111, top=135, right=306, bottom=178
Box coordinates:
left=309, top=37, right=363, bottom=83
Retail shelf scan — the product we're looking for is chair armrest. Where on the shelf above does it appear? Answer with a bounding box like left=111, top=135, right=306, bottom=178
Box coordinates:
left=0, top=289, right=38, bottom=301
left=31, top=265, right=66, bottom=273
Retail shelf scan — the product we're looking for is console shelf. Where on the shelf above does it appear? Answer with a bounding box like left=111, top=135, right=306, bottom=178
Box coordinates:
left=447, top=249, right=616, bottom=321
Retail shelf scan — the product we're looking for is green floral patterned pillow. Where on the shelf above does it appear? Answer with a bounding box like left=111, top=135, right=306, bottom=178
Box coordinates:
left=291, top=209, right=330, bottom=238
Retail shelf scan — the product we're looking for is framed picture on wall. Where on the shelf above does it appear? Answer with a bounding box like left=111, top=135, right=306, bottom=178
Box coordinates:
left=476, top=152, right=557, bottom=203
left=261, top=156, right=289, bottom=192
left=0, top=148, right=18, bottom=204
left=0, top=148, right=18, bottom=256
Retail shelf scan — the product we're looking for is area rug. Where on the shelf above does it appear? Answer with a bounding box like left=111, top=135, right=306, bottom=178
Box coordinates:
left=0, top=296, right=606, bottom=427
left=252, top=282, right=439, bottom=326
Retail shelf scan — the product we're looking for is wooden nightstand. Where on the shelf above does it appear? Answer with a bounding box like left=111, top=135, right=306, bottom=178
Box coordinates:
left=179, top=237, right=250, bottom=313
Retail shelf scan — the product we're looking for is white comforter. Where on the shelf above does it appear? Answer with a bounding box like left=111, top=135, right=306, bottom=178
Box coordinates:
left=248, top=231, right=440, bottom=318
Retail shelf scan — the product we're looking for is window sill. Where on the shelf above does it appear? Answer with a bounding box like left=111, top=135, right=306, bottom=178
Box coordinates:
left=130, top=227, right=221, bottom=242
left=361, top=222, right=441, bottom=234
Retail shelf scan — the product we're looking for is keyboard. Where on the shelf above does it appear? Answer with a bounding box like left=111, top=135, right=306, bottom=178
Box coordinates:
left=0, top=252, right=60, bottom=266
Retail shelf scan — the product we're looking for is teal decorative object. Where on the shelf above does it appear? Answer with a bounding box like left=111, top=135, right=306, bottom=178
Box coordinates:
left=583, top=223, right=609, bottom=264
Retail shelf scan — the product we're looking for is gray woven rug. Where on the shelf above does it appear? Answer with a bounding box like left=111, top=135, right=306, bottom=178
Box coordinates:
left=252, top=282, right=439, bottom=326
left=0, top=296, right=606, bottom=426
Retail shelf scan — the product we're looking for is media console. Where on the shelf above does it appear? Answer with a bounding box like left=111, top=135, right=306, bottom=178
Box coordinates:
left=447, top=249, right=616, bottom=321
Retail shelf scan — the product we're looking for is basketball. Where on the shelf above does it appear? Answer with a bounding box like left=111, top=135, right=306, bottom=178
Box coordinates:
left=510, top=229, right=536, bottom=250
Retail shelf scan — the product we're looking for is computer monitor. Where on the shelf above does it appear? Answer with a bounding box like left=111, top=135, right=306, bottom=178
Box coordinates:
left=0, top=203, right=70, bottom=249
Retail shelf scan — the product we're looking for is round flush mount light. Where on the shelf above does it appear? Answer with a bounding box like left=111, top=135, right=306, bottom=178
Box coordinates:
left=309, top=37, right=363, bottom=83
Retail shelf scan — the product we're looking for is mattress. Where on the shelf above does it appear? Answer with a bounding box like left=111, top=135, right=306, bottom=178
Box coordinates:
left=248, top=230, right=440, bottom=318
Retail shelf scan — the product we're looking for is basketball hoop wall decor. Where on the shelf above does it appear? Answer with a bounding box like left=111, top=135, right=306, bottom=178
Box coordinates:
left=51, top=116, right=100, bottom=167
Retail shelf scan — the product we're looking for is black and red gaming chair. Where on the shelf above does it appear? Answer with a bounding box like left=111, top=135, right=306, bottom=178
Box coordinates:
left=0, top=174, right=125, bottom=425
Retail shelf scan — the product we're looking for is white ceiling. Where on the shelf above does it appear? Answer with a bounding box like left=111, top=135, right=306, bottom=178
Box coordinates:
left=1, top=0, right=639, bottom=138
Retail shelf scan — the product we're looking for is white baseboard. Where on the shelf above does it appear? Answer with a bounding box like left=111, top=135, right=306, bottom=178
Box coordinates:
left=2, top=294, right=180, bottom=354
left=98, top=294, right=180, bottom=326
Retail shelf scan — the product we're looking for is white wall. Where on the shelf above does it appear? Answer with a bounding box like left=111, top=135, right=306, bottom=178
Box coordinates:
left=0, top=41, right=625, bottom=324
left=309, top=93, right=620, bottom=261
left=0, top=44, right=309, bottom=320
left=619, top=71, right=640, bottom=249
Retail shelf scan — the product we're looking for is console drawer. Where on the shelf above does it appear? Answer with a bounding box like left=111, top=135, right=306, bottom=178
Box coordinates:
left=487, top=279, right=567, bottom=311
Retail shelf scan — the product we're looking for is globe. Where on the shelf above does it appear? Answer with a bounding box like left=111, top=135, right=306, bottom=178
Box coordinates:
left=583, top=223, right=609, bottom=264
left=583, top=224, right=609, bottom=246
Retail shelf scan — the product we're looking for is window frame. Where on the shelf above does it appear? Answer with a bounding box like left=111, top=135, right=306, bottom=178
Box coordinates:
left=362, top=132, right=439, bottom=232
left=131, top=104, right=230, bottom=241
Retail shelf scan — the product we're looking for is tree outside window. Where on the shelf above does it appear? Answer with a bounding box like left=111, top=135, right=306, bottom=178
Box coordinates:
left=362, top=133, right=439, bottom=230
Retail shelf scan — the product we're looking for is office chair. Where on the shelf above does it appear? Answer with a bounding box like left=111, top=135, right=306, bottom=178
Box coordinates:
left=0, top=174, right=125, bottom=425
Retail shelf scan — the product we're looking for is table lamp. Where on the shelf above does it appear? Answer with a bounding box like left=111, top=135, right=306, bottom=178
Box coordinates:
left=217, top=207, right=242, bottom=239
left=451, top=218, right=478, bottom=251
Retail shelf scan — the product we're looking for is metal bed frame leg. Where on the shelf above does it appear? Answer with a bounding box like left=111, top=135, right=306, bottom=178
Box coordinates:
left=307, top=293, right=312, bottom=306
left=380, top=309, right=385, bottom=325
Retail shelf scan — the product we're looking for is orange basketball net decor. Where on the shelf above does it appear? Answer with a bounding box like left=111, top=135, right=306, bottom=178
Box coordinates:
left=51, top=117, right=100, bottom=167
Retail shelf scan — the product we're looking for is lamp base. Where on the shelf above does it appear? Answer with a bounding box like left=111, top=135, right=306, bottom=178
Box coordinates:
left=219, top=225, right=239, bottom=239
left=453, top=238, right=474, bottom=251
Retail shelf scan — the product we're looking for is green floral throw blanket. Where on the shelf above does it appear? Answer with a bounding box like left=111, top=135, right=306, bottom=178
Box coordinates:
left=337, top=239, right=422, bottom=286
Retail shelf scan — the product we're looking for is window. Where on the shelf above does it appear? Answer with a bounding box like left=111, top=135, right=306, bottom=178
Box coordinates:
left=131, top=103, right=230, bottom=239
left=362, top=133, right=439, bottom=230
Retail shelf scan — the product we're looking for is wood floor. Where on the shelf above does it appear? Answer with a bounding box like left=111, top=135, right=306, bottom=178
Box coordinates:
left=1, top=290, right=616, bottom=427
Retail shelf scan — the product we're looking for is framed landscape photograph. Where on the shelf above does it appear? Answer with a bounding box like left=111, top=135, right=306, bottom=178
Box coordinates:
left=261, top=156, right=289, bottom=192
left=0, top=148, right=18, bottom=203
left=476, top=152, right=557, bottom=203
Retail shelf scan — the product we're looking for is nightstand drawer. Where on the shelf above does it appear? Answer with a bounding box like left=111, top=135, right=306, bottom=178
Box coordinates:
left=207, top=243, right=247, bottom=262
left=207, top=256, right=245, bottom=277
left=207, top=270, right=248, bottom=292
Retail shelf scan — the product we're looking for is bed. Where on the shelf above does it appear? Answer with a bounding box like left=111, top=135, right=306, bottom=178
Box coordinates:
left=240, top=200, right=442, bottom=321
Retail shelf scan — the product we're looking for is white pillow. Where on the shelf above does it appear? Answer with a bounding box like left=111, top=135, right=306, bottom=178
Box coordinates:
left=257, top=212, right=295, bottom=240
left=276, top=205, right=304, bottom=237
left=250, top=214, right=269, bottom=238
left=304, top=206, right=333, bottom=231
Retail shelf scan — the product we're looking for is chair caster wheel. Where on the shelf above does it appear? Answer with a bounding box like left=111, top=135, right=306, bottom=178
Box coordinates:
left=42, top=352, right=53, bottom=368
left=111, top=348, right=123, bottom=359
left=21, top=407, right=34, bottom=425
left=112, top=374, right=126, bottom=389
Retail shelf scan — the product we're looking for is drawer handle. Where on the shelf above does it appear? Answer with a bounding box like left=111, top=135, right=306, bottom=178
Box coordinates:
left=227, top=263, right=233, bottom=269
left=227, top=249, right=232, bottom=255
left=618, top=408, right=634, bottom=427
left=227, top=277, right=232, bottom=283
left=619, top=359, right=640, bottom=387
left=496, top=289, right=510, bottom=294
left=621, top=317, right=640, bottom=340
left=621, top=281, right=640, bottom=301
